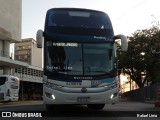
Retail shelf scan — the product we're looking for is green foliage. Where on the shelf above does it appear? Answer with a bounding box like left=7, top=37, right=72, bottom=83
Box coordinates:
left=118, top=26, right=160, bottom=88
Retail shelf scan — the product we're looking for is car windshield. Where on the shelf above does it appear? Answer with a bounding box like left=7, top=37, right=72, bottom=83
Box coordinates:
left=45, top=42, right=115, bottom=76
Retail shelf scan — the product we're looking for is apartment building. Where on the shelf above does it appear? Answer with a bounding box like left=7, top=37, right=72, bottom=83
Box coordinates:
left=15, top=38, right=42, bottom=68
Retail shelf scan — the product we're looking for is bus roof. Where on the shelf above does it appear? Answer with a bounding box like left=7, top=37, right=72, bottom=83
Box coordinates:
left=47, top=8, right=107, bottom=14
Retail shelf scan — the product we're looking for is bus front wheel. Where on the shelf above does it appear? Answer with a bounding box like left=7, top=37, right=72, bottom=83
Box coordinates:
left=87, top=104, right=105, bottom=110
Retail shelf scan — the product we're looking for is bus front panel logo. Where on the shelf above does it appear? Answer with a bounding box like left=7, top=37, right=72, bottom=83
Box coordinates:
left=81, top=87, right=87, bottom=93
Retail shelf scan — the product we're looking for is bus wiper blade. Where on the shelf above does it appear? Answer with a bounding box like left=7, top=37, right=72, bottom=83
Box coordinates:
left=89, top=70, right=112, bottom=75
left=58, top=70, right=82, bottom=73
left=67, top=70, right=82, bottom=72
left=90, top=70, right=108, bottom=73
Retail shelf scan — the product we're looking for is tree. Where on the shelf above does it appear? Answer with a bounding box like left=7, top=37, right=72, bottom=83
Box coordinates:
left=118, top=26, right=160, bottom=88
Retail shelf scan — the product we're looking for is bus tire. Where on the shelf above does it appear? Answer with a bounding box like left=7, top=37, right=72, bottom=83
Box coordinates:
left=87, top=104, right=105, bottom=110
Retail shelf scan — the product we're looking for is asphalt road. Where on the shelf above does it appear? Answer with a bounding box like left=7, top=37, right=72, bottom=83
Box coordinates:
left=0, top=100, right=160, bottom=120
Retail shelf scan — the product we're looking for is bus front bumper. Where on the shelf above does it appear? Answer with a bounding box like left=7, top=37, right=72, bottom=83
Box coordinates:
left=43, top=85, right=119, bottom=105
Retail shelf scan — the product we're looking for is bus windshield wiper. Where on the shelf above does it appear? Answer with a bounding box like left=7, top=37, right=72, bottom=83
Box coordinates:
left=89, top=69, right=112, bottom=74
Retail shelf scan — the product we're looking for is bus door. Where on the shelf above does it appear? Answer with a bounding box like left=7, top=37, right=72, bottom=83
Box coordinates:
left=0, top=77, right=7, bottom=101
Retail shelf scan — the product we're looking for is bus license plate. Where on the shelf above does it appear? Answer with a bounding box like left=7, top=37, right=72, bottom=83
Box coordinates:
left=77, top=97, right=90, bottom=103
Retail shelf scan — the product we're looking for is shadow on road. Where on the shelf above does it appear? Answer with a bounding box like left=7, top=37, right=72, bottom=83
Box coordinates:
left=42, top=105, right=160, bottom=117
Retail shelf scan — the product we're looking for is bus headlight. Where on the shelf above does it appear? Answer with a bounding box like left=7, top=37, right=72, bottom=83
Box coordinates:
left=110, top=92, right=118, bottom=99
left=45, top=92, right=56, bottom=100
left=110, top=94, right=114, bottom=99
left=103, top=82, right=118, bottom=90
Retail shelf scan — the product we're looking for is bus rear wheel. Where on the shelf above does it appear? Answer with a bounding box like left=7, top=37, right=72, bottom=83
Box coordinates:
left=87, top=104, right=105, bottom=110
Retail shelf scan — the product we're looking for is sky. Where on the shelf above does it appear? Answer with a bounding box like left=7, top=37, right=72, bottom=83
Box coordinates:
left=22, top=0, right=160, bottom=39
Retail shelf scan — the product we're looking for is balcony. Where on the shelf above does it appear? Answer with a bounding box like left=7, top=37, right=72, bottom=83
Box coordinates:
left=0, top=50, right=28, bottom=67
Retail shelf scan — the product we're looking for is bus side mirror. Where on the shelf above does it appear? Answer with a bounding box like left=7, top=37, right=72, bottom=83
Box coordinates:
left=114, top=34, right=128, bottom=51
left=36, top=29, right=43, bottom=48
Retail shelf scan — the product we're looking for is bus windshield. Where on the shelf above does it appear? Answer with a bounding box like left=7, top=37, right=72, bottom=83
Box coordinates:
left=48, top=10, right=112, bottom=29
left=45, top=9, right=114, bottom=36
left=46, top=42, right=115, bottom=76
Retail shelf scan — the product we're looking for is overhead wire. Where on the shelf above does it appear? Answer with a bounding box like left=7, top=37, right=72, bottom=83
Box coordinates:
left=114, top=0, right=147, bottom=21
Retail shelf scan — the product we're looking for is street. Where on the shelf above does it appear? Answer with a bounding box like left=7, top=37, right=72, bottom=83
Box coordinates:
left=0, top=100, right=160, bottom=120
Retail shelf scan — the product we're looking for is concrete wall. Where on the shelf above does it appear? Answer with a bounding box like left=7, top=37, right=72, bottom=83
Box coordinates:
left=0, top=0, right=22, bottom=75
left=122, top=84, right=157, bottom=100
left=0, top=0, right=22, bottom=41
left=31, top=43, right=42, bottom=68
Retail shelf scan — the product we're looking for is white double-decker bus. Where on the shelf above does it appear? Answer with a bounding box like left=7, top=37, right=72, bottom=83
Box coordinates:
left=0, top=75, right=20, bottom=102
left=37, top=8, right=128, bottom=110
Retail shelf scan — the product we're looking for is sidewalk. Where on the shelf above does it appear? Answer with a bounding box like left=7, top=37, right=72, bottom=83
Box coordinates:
left=119, top=98, right=155, bottom=104
left=0, top=100, right=43, bottom=108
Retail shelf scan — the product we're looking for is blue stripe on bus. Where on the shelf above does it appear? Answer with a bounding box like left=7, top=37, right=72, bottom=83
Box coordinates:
left=45, top=33, right=113, bottom=43
left=101, top=77, right=116, bottom=83
left=48, top=77, right=115, bottom=83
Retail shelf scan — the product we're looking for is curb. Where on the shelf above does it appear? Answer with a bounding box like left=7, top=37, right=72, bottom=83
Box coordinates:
left=119, top=98, right=155, bottom=104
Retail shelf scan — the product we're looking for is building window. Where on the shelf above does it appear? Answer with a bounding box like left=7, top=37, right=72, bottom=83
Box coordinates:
left=16, top=46, right=22, bottom=50
left=18, top=56, right=21, bottom=59
left=15, top=51, right=19, bottom=55
left=16, top=47, right=19, bottom=50
left=24, top=55, right=28, bottom=59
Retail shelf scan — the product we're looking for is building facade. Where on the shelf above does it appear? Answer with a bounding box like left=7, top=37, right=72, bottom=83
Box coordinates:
left=0, top=0, right=22, bottom=41
left=15, top=38, right=42, bottom=68
left=0, top=0, right=29, bottom=75
left=0, top=0, right=43, bottom=100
